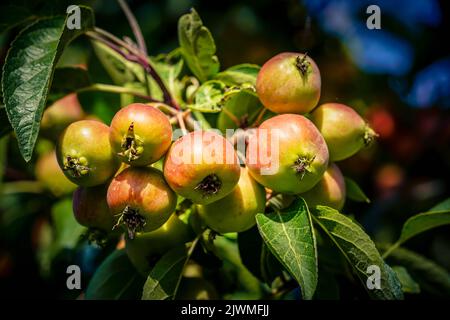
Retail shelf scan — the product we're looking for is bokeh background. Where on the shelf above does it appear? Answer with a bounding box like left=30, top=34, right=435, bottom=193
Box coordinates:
left=0, top=0, right=449, bottom=298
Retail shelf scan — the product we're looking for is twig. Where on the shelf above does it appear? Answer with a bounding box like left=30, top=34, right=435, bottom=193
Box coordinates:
left=177, top=112, right=188, bottom=136
left=76, top=83, right=162, bottom=103
left=250, top=107, right=267, bottom=127
left=222, top=108, right=242, bottom=127
left=117, top=0, right=148, bottom=55
left=89, top=28, right=181, bottom=110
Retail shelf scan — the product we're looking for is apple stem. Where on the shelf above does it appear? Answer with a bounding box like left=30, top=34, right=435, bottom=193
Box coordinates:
left=249, top=108, right=267, bottom=127
left=222, top=108, right=242, bottom=127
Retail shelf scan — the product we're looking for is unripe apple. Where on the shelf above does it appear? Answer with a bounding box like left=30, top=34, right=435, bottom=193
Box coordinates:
left=109, top=103, right=172, bottom=166
left=163, top=130, right=241, bottom=205
left=56, top=120, right=120, bottom=187
left=256, top=52, right=321, bottom=114
left=197, top=167, right=266, bottom=233
left=35, top=150, right=77, bottom=197
left=125, top=213, right=194, bottom=275
left=40, top=93, right=84, bottom=140
left=107, top=167, right=177, bottom=238
left=300, top=163, right=346, bottom=210
left=72, top=185, right=115, bottom=231
left=310, top=103, right=377, bottom=161
left=246, top=114, right=329, bottom=194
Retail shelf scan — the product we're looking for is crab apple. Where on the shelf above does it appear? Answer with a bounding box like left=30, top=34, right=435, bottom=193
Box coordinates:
left=256, top=52, right=321, bottom=114
left=109, top=103, right=172, bottom=166
left=163, top=130, right=241, bottom=205
left=72, top=185, right=115, bottom=231
left=40, top=93, right=85, bottom=140
left=197, top=167, right=266, bottom=233
left=300, top=163, right=346, bottom=210
left=107, top=166, right=177, bottom=238
left=56, top=120, right=120, bottom=187
left=246, top=114, right=329, bottom=194
left=35, top=150, right=77, bottom=197
left=310, top=103, right=377, bottom=161
left=125, top=213, right=194, bottom=275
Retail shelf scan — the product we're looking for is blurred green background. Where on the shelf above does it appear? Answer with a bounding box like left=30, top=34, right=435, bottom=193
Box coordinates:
left=0, top=0, right=449, bottom=299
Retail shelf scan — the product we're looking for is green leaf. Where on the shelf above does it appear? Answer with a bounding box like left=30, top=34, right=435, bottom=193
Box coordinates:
left=256, top=198, right=318, bottom=300
left=86, top=249, right=145, bottom=300
left=215, top=63, right=260, bottom=86
left=391, top=265, right=420, bottom=294
left=398, top=210, right=450, bottom=245
left=91, top=39, right=144, bottom=85
left=189, top=80, right=257, bottom=113
left=383, top=198, right=450, bottom=258
left=51, top=198, right=86, bottom=249
left=312, top=205, right=403, bottom=300
left=148, top=54, right=184, bottom=102
left=344, top=177, right=370, bottom=203
left=2, top=6, right=94, bottom=161
left=217, top=88, right=264, bottom=131
left=189, top=80, right=226, bottom=112
left=141, top=245, right=189, bottom=300
left=178, top=8, right=219, bottom=82
left=430, top=197, right=450, bottom=211
left=379, top=244, right=450, bottom=297
left=49, top=66, right=91, bottom=100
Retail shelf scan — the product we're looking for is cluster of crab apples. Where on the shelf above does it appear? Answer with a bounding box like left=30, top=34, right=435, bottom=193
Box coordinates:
left=56, top=52, right=376, bottom=266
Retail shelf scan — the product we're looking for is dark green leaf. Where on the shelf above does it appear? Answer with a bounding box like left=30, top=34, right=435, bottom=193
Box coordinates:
left=86, top=249, right=145, bottom=300
left=344, top=177, right=370, bottom=203
left=391, top=265, right=420, bottom=294
left=2, top=6, right=94, bottom=161
left=215, top=63, right=260, bottom=86
left=178, top=8, right=219, bottom=82
left=312, top=205, right=403, bottom=299
left=141, top=245, right=188, bottom=300
left=49, top=66, right=91, bottom=100
left=256, top=198, right=318, bottom=300
left=379, top=244, right=450, bottom=297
